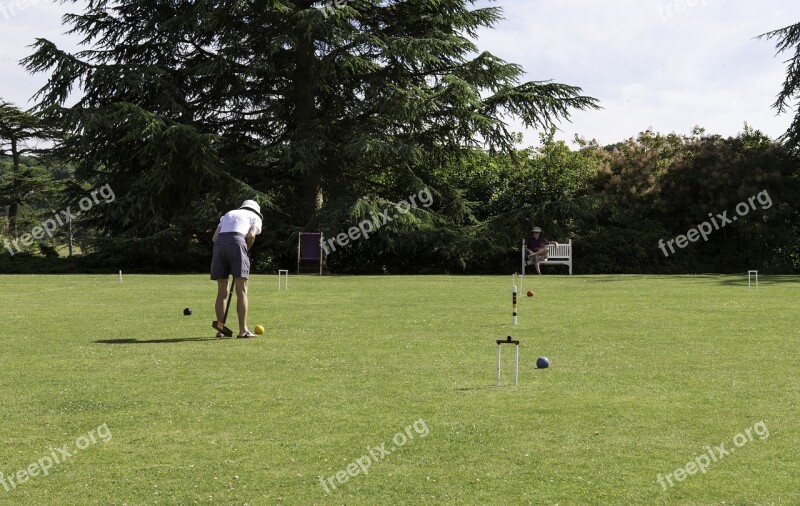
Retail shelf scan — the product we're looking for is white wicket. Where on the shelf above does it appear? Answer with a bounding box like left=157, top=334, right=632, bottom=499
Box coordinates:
left=496, top=337, right=520, bottom=386
left=748, top=270, right=758, bottom=291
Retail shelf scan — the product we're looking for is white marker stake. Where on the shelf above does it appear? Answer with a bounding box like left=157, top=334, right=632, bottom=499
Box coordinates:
left=119, top=270, right=123, bottom=283
left=512, top=274, right=518, bottom=325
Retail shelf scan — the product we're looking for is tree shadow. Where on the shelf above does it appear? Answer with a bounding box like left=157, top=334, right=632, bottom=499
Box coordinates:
left=455, top=380, right=542, bottom=392
left=576, top=275, right=633, bottom=282
left=454, top=385, right=497, bottom=392
left=454, top=385, right=508, bottom=392
left=94, top=337, right=222, bottom=344
left=715, top=274, right=799, bottom=287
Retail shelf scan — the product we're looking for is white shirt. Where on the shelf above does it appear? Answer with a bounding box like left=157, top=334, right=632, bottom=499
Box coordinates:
left=219, top=209, right=262, bottom=236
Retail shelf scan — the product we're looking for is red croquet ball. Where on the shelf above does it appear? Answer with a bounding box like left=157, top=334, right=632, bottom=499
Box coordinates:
left=527, top=290, right=534, bottom=297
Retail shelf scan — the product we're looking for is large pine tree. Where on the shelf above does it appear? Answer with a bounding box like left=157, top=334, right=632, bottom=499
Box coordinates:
left=761, top=22, right=800, bottom=149
left=23, top=0, right=598, bottom=266
left=0, top=101, right=58, bottom=237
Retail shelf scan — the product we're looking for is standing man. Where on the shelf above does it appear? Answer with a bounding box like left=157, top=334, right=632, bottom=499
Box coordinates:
left=211, top=199, right=263, bottom=338
left=525, top=226, right=558, bottom=275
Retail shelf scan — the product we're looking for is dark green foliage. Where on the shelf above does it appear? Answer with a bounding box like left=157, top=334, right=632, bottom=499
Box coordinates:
left=655, top=126, right=798, bottom=271
left=21, top=0, right=598, bottom=269
left=0, top=101, right=61, bottom=240
left=10, top=5, right=800, bottom=274
left=574, top=126, right=800, bottom=274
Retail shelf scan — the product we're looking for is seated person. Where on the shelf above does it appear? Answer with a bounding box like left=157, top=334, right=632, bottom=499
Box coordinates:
left=525, top=227, right=558, bottom=275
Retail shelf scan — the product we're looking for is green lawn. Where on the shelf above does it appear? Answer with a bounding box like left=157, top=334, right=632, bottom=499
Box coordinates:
left=1, top=274, right=798, bottom=504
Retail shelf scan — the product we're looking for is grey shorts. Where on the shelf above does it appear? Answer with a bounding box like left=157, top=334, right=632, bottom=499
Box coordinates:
left=211, top=232, right=250, bottom=280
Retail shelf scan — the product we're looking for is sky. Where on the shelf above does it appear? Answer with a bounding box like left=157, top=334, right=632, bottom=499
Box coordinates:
left=0, top=0, right=797, bottom=147
left=474, top=0, right=798, bottom=146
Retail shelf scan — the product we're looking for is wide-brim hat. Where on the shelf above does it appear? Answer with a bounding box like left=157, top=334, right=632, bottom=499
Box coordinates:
left=240, top=199, right=262, bottom=219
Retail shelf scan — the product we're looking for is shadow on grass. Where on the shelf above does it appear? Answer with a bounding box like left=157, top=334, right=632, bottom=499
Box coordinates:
left=454, top=385, right=498, bottom=392
left=571, top=274, right=799, bottom=286
left=455, top=383, right=541, bottom=392
left=714, top=274, right=799, bottom=287
left=574, top=275, right=632, bottom=282
left=94, top=337, right=222, bottom=344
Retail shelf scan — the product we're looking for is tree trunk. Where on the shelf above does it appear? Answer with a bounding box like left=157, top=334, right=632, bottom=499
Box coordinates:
left=291, top=17, right=323, bottom=226
left=68, top=214, right=73, bottom=257
left=7, top=137, right=19, bottom=236
left=7, top=202, right=18, bottom=236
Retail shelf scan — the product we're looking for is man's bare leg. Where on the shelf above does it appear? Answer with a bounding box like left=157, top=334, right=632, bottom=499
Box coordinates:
left=533, top=248, right=548, bottom=274
left=214, top=278, right=229, bottom=337
left=234, top=277, right=249, bottom=335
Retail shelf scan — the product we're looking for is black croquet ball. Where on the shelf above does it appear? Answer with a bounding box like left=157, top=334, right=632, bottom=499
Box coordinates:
left=183, top=308, right=192, bottom=316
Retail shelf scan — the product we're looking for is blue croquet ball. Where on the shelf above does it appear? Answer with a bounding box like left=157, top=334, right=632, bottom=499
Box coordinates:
left=183, top=308, right=192, bottom=316
left=536, top=356, right=550, bottom=369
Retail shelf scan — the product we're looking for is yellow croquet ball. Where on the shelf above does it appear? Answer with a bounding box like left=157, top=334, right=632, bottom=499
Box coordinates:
left=254, top=325, right=265, bottom=335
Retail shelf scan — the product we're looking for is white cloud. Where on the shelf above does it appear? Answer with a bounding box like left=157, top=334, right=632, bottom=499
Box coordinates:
left=0, top=0, right=80, bottom=107
left=472, top=0, right=798, bottom=146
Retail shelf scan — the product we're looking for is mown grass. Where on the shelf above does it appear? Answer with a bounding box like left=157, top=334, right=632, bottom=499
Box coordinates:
left=0, top=274, right=798, bottom=505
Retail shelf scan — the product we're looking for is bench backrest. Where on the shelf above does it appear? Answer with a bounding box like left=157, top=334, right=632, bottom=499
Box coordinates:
left=547, top=240, right=572, bottom=259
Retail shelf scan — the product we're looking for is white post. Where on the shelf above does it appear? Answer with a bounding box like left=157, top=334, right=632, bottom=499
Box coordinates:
left=512, top=274, right=518, bottom=325
left=119, top=270, right=122, bottom=283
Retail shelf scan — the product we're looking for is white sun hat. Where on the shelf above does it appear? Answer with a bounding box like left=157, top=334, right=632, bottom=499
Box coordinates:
left=240, top=199, right=262, bottom=219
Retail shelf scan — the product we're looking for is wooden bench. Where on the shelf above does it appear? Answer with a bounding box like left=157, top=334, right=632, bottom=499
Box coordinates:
left=521, top=239, right=573, bottom=275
